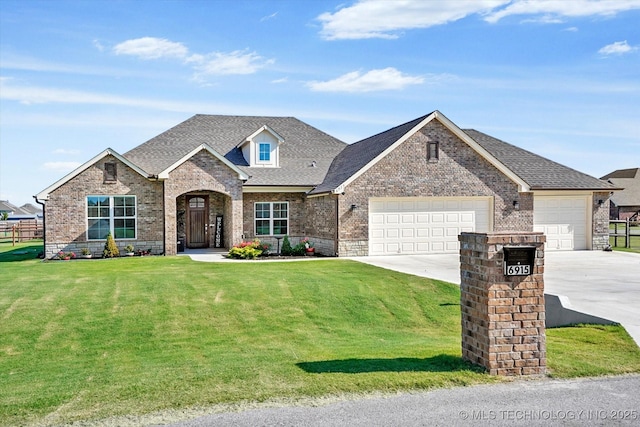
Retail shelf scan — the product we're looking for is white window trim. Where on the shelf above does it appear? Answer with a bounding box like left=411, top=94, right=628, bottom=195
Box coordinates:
left=87, top=195, right=137, bottom=240
left=254, top=201, right=289, bottom=236
left=257, top=142, right=271, bottom=164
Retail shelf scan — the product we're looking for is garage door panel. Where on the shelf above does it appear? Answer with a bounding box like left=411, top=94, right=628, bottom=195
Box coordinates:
left=432, top=213, right=445, bottom=223
left=371, top=229, right=384, bottom=239
left=369, top=197, right=491, bottom=255
left=386, top=228, right=399, bottom=238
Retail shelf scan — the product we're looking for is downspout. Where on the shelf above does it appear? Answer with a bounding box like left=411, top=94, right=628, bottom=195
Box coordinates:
left=158, top=176, right=166, bottom=256
left=33, top=196, right=45, bottom=259
left=335, top=194, right=340, bottom=257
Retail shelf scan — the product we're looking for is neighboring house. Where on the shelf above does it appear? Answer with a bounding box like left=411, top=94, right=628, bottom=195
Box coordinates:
left=0, top=200, right=18, bottom=217
left=35, top=111, right=617, bottom=259
left=0, top=200, right=42, bottom=220
left=601, top=168, right=640, bottom=221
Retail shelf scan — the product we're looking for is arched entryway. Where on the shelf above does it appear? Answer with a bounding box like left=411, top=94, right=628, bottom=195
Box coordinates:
left=177, top=192, right=228, bottom=250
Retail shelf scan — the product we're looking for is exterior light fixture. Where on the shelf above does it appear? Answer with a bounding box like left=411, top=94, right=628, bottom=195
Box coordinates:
left=513, top=200, right=520, bottom=210
left=350, top=204, right=358, bottom=211
left=598, top=199, right=604, bottom=207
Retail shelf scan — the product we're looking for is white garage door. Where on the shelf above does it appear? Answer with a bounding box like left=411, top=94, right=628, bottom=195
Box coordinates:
left=369, top=197, right=491, bottom=255
left=534, top=195, right=588, bottom=251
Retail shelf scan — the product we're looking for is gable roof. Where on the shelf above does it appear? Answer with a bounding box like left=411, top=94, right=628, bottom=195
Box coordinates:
left=238, top=125, right=284, bottom=148
left=35, top=148, right=149, bottom=201
left=312, top=111, right=618, bottom=195
left=464, top=130, right=618, bottom=191
left=601, top=168, right=640, bottom=206
left=157, top=144, right=248, bottom=180
left=311, top=111, right=529, bottom=195
left=124, top=115, right=347, bottom=187
left=0, top=200, right=20, bottom=214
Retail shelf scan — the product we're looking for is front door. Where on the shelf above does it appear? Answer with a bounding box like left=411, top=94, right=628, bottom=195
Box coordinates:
left=187, top=196, right=209, bottom=248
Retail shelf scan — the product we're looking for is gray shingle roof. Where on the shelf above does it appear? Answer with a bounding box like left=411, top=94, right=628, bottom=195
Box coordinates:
left=312, top=113, right=617, bottom=194
left=601, top=168, right=640, bottom=206
left=464, top=130, right=617, bottom=190
left=124, top=115, right=346, bottom=186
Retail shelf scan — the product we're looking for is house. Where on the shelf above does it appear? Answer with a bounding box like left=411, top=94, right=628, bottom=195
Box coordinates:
left=601, top=168, right=640, bottom=221
left=35, top=111, right=617, bottom=259
left=0, top=200, right=42, bottom=220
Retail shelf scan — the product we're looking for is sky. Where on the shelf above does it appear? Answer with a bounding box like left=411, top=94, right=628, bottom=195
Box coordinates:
left=1, top=0, right=639, bottom=207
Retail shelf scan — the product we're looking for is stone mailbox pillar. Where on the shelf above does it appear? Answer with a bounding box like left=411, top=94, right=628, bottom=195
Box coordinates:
left=459, top=232, right=546, bottom=376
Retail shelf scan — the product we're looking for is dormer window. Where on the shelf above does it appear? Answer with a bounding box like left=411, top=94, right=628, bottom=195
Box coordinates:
left=238, top=125, right=283, bottom=168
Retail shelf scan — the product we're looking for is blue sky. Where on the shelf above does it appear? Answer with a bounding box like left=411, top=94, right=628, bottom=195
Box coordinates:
left=1, top=0, right=639, bottom=206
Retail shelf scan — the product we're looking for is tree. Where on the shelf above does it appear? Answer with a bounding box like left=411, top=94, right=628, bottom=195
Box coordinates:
left=102, top=232, right=120, bottom=258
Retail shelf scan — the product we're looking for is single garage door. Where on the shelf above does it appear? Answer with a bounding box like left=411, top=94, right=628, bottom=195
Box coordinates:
left=534, top=195, right=588, bottom=250
left=369, top=197, right=491, bottom=255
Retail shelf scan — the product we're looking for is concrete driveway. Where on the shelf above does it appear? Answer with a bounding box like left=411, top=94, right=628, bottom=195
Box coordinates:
left=351, top=251, right=640, bottom=345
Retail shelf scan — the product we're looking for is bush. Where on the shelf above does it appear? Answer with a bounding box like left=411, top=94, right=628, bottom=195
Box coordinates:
left=280, top=235, right=293, bottom=256
left=291, top=242, right=306, bottom=256
left=102, top=232, right=120, bottom=258
left=227, top=240, right=267, bottom=259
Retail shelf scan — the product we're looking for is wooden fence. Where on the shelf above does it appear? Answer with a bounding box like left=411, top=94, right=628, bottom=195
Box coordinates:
left=609, top=219, right=632, bottom=248
left=0, top=220, right=43, bottom=245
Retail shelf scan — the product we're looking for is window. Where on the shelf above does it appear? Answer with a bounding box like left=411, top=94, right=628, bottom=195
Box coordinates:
left=258, top=142, right=271, bottom=162
left=427, top=141, right=439, bottom=161
left=255, top=202, right=288, bottom=236
left=87, top=195, right=136, bottom=240
left=104, top=162, right=117, bottom=182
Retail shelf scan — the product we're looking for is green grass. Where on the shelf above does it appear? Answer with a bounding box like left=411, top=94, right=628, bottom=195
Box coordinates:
left=1, top=241, right=640, bottom=426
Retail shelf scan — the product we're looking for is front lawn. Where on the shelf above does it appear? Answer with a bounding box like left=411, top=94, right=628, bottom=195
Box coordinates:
left=2, top=242, right=640, bottom=426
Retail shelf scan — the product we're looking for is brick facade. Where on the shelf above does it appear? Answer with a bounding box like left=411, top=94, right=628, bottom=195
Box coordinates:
left=40, top=118, right=612, bottom=259
left=164, top=150, right=244, bottom=255
left=459, top=232, right=546, bottom=376
left=592, top=192, right=612, bottom=249
left=43, top=155, right=164, bottom=258
left=337, top=121, right=530, bottom=256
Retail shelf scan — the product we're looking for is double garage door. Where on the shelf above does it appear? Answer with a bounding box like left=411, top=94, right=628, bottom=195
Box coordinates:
left=369, top=197, right=491, bottom=255
left=369, top=195, right=589, bottom=255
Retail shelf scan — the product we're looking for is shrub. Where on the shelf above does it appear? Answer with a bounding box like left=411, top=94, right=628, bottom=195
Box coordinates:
left=280, top=235, right=293, bottom=256
left=227, top=240, right=265, bottom=259
left=291, top=242, right=306, bottom=256
left=102, top=232, right=120, bottom=258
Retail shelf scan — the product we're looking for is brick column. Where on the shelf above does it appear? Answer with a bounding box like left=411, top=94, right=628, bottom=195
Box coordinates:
left=459, top=232, right=546, bottom=376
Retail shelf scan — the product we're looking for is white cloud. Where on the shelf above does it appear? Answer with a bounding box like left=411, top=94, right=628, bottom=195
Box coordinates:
left=260, top=12, right=278, bottom=22
left=598, top=40, right=637, bottom=56
left=43, top=161, right=82, bottom=172
left=307, top=67, right=424, bottom=92
left=0, top=79, right=241, bottom=113
left=113, top=37, right=189, bottom=60
left=484, top=0, right=640, bottom=23
left=317, top=0, right=640, bottom=39
left=190, top=50, right=274, bottom=77
left=111, top=37, right=273, bottom=81
left=92, top=39, right=105, bottom=52
left=318, top=0, right=508, bottom=40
